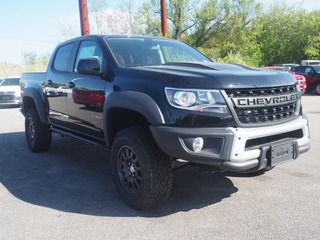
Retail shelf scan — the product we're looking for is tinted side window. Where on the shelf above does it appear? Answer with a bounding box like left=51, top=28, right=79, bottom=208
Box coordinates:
left=295, top=67, right=305, bottom=74
left=305, top=67, right=314, bottom=74
left=53, top=43, right=74, bottom=72
left=75, top=41, right=103, bottom=72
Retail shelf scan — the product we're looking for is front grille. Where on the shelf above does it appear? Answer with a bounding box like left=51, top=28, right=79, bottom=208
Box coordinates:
left=0, top=95, right=15, bottom=100
left=225, top=85, right=299, bottom=124
left=226, top=85, right=296, bottom=97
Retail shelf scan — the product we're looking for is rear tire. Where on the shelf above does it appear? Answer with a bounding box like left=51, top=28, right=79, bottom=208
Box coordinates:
left=110, top=127, right=173, bottom=210
left=25, top=108, right=52, bottom=153
left=315, top=83, right=320, bottom=95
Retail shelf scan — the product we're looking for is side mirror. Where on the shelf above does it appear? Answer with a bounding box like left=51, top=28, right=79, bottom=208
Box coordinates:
left=76, top=58, right=101, bottom=75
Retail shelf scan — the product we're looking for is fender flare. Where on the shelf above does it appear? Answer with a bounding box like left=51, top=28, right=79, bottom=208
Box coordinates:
left=103, top=91, right=164, bottom=147
left=22, top=88, right=48, bottom=125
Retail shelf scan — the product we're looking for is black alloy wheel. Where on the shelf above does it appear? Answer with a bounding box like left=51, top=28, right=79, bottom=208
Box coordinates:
left=111, top=127, right=173, bottom=210
left=26, top=115, right=36, bottom=147
left=117, top=145, right=142, bottom=195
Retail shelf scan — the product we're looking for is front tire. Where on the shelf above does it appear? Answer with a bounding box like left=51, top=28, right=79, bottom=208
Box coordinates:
left=25, top=108, right=52, bottom=153
left=110, top=127, right=173, bottom=210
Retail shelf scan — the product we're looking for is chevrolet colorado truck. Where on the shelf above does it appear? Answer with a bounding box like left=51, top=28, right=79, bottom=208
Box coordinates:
left=20, top=35, right=310, bottom=209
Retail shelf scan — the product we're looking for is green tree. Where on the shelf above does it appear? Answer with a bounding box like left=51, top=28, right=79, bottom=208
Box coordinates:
left=190, top=0, right=228, bottom=48
left=190, top=0, right=262, bottom=66
left=135, top=0, right=198, bottom=39
left=134, top=0, right=320, bottom=67
left=167, top=0, right=198, bottom=39
left=135, top=0, right=162, bottom=36
left=302, top=11, right=320, bottom=60
left=255, top=2, right=320, bottom=66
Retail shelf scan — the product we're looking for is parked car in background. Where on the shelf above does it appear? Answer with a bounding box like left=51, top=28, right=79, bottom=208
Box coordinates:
left=0, top=76, right=22, bottom=106
left=262, top=67, right=306, bottom=93
left=291, top=65, right=320, bottom=94
left=301, top=60, right=320, bottom=66
left=273, top=63, right=299, bottom=70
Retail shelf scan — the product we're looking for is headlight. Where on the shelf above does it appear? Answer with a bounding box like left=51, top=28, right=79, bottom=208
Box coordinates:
left=165, top=87, right=229, bottom=114
left=14, top=90, right=20, bottom=97
left=173, top=91, right=196, bottom=107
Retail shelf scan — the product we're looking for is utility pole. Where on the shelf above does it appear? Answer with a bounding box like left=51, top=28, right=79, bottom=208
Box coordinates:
left=79, top=0, right=90, bottom=35
left=161, top=0, right=168, bottom=38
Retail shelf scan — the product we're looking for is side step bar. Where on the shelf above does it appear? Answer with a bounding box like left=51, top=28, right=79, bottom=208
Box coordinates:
left=50, top=127, right=110, bottom=152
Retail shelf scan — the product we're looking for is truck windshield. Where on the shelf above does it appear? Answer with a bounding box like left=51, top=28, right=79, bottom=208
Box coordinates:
left=104, top=37, right=212, bottom=67
left=0, top=78, right=20, bottom=86
left=312, top=66, right=320, bottom=73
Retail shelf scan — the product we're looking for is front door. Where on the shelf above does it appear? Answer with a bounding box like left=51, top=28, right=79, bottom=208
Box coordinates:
left=304, top=67, right=316, bottom=84
left=65, top=40, right=107, bottom=141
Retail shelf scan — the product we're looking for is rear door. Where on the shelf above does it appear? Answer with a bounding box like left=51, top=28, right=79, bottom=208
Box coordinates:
left=45, top=41, right=76, bottom=127
left=65, top=40, right=107, bottom=141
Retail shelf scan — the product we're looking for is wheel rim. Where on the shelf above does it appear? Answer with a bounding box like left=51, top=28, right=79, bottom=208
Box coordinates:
left=27, top=116, right=35, bottom=146
left=117, top=145, right=142, bottom=194
left=316, top=84, right=320, bottom=94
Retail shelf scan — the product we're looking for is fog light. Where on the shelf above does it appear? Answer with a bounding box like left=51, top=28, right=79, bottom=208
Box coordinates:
left=192, top=137, right=204, bottom=152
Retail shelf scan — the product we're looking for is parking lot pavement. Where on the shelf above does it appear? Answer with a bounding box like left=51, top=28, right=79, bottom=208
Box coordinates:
left=0, top=96, right=319, bottom=240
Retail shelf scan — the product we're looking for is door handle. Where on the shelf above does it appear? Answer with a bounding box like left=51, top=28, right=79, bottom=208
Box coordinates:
left=67, top=82, right=75, bottom=88
left=47, top=79, right=53, bottom=85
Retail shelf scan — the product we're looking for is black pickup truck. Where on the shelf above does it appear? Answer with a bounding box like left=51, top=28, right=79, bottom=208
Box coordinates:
left=20, top=35, right=310, bottom=209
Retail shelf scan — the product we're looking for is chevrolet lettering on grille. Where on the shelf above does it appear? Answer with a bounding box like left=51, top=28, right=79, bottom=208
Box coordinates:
left=232, top=93, right=300, bottom=108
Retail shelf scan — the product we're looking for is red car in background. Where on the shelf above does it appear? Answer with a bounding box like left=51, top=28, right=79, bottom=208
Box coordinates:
left=263, top=67, right=306, bottom=93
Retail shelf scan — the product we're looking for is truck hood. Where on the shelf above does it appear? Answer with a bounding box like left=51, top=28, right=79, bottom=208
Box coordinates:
left=130, top=62, right=297, bottom=89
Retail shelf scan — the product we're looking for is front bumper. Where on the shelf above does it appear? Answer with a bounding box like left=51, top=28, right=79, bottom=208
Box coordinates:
left=150, top=115, right=310, bottom=172
left=0, top=94, right=22, bottom=106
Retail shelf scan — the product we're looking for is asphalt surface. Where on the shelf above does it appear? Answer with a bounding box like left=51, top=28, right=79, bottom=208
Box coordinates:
left=0, top=95, right=319, bottom=240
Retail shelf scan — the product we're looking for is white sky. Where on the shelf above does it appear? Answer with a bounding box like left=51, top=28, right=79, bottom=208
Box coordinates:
left=0, top=0, right=319, bottom=64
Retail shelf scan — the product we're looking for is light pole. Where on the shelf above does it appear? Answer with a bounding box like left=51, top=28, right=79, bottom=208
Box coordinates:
left=79, top=0, right=90, bottom=35
left=161, top=0, right=168, bottom=37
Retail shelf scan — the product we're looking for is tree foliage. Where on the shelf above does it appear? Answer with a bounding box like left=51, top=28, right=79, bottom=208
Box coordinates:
left=135, top=0, right=320, bottom=67
left=22, top=52, right=51, bottom=72
left=0, top=52, right=50, bottom=78
left=135, top=0, right=198, bottom=39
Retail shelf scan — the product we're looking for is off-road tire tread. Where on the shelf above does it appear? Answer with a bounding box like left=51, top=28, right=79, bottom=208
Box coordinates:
left=111, top=127, right=173, bottom=210
left=25, top=108, right=51, bottom=153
